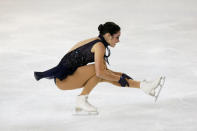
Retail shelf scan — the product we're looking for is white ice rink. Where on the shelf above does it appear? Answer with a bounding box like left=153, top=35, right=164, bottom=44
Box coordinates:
left=0, top=0, right=197, bottom=131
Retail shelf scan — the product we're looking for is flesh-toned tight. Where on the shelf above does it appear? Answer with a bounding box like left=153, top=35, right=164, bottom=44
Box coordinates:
left=55, top=64, right=140, bottom=95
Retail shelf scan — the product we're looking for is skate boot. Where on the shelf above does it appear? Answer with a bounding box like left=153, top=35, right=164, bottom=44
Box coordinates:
left=140, top=77, right=162, bottom=96
left=74, top=95, right=98, bottom=115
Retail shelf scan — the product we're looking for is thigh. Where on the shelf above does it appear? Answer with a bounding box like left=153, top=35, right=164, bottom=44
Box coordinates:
left=55, top=64, right=96, bottom=90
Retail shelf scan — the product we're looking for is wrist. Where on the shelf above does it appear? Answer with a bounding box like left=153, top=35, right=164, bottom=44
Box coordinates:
left=122, top=73, right=133, bottom=80
left=118, top=75, right=122, bottom=82
left=118, top=74, right=129, bottom=87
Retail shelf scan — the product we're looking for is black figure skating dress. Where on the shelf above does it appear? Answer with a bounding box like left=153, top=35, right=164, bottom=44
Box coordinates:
left=34, top=35, right=111, bottom=83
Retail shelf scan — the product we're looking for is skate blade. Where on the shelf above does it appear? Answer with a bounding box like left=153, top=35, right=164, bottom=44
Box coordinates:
left=72, top=111, right=99, bottom=116
left=154, top=76, right=166, bottom=103
left=154, top=76, right=163, bottom=89
left=72, top=108, right=99, bottom=116
left=149, top=76, right=163, bottom=96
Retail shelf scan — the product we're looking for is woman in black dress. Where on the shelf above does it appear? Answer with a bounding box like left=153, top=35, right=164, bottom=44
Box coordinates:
left=34, top=22, right=162, bottom=115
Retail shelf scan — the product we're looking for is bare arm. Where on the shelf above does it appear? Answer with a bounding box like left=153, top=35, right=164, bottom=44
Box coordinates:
left=94, top=42, right=121, bottom=82
left=106, top=69, right=123, bottom=76
left=103, top=61, right=123, bottom=76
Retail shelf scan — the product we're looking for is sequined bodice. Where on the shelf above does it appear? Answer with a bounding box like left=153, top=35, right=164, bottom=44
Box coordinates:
left=59, top=39, right=101, bottom=69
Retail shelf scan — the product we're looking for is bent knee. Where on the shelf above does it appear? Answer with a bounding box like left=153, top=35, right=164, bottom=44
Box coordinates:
left=96, top=76, right=105, bottom=83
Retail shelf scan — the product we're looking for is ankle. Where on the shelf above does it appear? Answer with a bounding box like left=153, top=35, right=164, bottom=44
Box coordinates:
left=128, top=79, right=140, bottom=88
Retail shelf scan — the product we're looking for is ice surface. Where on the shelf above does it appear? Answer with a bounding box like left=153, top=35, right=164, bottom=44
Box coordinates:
left=0, top=0, right=197, bottom=131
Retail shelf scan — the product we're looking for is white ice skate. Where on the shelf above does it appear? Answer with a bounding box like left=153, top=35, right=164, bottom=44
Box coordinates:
left=140, top=76, right=165, bottom=102
left=73, top=95, right=99, bottom=116
left=154, top=76, right=165, bottom=103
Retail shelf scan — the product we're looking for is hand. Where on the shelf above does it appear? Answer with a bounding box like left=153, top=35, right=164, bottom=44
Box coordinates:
left=118, top=75, right=129, bottom=87
left=122, top=73, right=133, bottom=80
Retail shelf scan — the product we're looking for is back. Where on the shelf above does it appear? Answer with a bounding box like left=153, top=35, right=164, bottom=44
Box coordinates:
left=59, top=37, right=103, bottom=68
left=67, top=37, right=99, bottom=54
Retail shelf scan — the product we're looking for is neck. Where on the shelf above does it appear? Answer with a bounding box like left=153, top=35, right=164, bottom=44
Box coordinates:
left=98, top=34, right=110, bottom=47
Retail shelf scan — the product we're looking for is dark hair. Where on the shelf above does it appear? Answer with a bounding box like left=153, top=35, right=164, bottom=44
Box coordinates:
left=98, top=22, right=121, bottom=36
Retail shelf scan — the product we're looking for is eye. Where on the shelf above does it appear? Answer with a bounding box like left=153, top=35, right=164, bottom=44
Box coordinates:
left=112, top=35, right=120, bottom=40
left=116, top=36, right=119, bottom=40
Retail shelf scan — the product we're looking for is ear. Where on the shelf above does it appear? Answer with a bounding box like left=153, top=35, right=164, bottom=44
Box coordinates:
left=105, top=33, right=112, bottom=39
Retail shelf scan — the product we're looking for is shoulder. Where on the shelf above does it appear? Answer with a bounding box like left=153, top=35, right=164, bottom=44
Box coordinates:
left=92, top=41, right=106, bottom=54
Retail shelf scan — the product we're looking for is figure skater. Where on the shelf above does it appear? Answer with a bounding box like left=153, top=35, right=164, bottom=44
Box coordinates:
left=34, top=22, right=164, bottom=115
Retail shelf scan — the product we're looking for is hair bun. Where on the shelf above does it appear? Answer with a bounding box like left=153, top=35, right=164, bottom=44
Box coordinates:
left=98, top=24, right=104, bottom=32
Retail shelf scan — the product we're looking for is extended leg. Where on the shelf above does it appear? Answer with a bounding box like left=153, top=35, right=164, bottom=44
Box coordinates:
left=79, top=69, right=140, bottom=96
left=56, top=63, right=140, bottom=94
left=101, top=69, right=140, bottom=88
left=101, top=78, right=140, bottom=88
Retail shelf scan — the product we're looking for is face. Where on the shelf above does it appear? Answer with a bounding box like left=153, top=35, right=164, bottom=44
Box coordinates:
left=105, top=31, right=121, bottom=47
